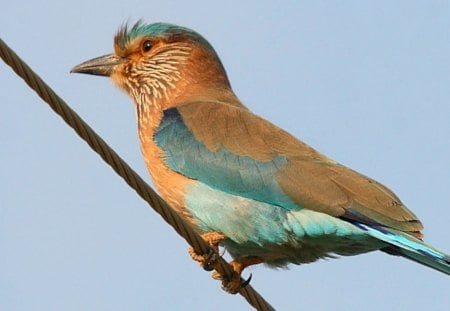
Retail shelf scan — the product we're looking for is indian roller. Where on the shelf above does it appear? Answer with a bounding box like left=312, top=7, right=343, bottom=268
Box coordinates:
left=71, top=21, right=450, bottom=293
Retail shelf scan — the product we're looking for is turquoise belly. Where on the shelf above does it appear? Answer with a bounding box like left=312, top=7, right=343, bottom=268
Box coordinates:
left=184, top=182, right=383, bottom=266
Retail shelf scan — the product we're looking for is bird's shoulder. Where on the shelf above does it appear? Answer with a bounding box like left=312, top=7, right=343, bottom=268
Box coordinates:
left=174, top=100, right=326, bottom=161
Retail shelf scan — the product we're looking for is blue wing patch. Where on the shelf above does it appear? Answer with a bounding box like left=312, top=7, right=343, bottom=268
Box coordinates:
left=154, top=107, right=300, bottom=210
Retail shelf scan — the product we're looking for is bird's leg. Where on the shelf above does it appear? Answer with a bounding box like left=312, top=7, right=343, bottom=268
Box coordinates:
left=188, top=232, right=227, bottom=271
left=212, top=256, right=265, bottom=294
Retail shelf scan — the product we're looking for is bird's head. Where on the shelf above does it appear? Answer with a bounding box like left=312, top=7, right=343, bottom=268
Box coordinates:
left=71, top=22, right=233, bottom=109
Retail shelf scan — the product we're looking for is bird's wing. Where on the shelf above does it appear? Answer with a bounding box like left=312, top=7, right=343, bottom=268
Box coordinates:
left=154, top=101, right=423, bottom=234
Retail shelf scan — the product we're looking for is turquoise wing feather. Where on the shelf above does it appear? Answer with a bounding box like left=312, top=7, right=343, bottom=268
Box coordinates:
left=154, top=106, right=299, bottom=210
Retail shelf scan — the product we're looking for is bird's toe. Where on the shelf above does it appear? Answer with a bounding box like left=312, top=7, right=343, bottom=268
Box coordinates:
left=188, top=245, right=219, bottom=271
left=215, top=271, right=252, bottom=295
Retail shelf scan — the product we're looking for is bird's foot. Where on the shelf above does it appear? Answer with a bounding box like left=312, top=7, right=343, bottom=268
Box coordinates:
left=188, top=232, right=227, bottom=271
left=211, top=256, right=264, bottom=294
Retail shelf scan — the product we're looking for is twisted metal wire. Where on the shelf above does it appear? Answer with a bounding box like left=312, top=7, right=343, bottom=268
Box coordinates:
left=0, top=37, right=275, bottom=311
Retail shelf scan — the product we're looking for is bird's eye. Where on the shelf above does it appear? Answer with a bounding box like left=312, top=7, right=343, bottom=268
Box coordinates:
left=142, top=40, right=153, bottom=53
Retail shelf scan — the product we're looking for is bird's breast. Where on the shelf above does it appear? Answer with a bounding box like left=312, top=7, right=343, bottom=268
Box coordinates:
left=137, top=112, right=198, bottom=225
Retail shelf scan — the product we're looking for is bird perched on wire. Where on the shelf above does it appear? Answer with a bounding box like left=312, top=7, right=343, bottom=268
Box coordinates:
left=72, top=21, right=450, bottom=293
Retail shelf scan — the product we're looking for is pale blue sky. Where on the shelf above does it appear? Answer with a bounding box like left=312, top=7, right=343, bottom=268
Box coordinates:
left=1, top=1, right=449, bottom=310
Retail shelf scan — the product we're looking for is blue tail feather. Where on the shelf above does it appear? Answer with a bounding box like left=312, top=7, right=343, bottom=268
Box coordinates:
left=357, top=223, right=450, bottom=275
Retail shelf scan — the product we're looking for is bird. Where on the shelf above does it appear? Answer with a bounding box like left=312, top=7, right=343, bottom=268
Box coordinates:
left=71, top=21, right=450, bottom=293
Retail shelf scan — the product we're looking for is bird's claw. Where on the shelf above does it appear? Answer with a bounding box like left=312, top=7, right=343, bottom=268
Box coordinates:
left=241, top=273, right=252, bottom=288
left=212, top=270, right=253, bottom=294
left=188, top=245, right=221, bottom=271
left=203, top=247, right=226, bottom=271
left=202, top=246, right=219, bottom=271
left=188, top=232, right=227, bottom=270
left=188, top=232, right=258, bottom=294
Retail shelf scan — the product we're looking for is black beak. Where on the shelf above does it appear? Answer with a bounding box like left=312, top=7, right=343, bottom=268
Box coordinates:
left=70, top=54, right=123, bottom=76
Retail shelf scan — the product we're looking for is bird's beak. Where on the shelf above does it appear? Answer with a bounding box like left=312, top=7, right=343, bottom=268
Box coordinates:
left=70, top=54, right=123, bottom=77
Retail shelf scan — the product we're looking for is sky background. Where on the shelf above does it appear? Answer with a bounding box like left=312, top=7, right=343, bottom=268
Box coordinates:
left=1, top=1, right=449, bottom=310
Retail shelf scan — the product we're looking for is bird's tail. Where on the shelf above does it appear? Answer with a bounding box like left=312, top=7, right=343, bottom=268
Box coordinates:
left=357, top=223, right=450, bottom=275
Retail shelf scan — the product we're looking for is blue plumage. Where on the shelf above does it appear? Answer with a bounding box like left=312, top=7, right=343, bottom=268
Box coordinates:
left=185, top=182, right=381, bottom=266
left=356, top=223, right=450, bottom=274
left=116, top=22, right=215, bottom=52
left=154, top=107, right=299, bottom=210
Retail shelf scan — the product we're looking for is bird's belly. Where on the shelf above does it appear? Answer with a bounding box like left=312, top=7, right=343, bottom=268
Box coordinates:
left=184, top=182, right=384, bottom=267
